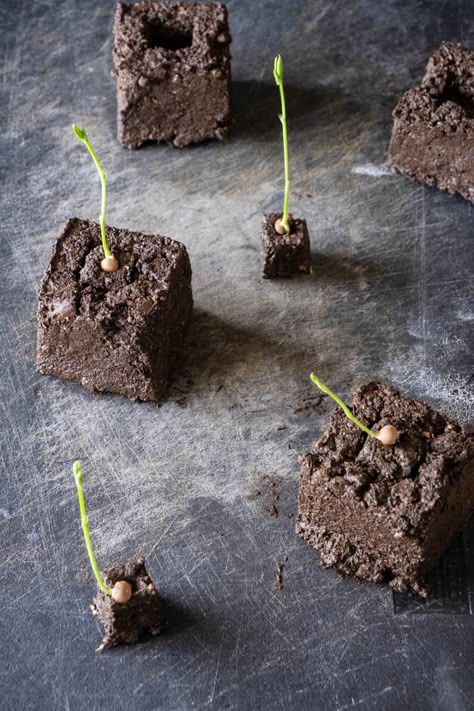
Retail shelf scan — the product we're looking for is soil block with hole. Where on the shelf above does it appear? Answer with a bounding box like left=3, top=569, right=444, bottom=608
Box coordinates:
left=113, top=1, right=231, bottom=148
left=91, top=557, right=164, bottom=650
left=296, top=381, right=474, bottom=595
left=36, top=218, right=193, bottom=402
left=261, top=213, right=311, bottom=278
left=387, top=42, right=474, bottom=201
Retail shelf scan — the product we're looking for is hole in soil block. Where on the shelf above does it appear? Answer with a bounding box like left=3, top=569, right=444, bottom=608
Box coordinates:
left=437, top=84, right=474, bottom=117
left=144, top=23, right=193, bottom=51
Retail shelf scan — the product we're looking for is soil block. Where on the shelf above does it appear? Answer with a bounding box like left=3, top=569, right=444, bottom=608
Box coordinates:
left=37, top=218, right=193, bottom=402
left=113, top=1, right=232, bottom=148
left=261, top=213, right=311, bottom=278
left=297, top=381, right=474, bottom=595
left=387, top=41, right=474, bottom=201
left=91, top=557, right=164, bottom=650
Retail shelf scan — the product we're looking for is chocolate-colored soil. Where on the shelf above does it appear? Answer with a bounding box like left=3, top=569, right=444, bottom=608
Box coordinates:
left=91, top=557, right=164, bottom=650
left=113, top=1, right=231, bottom=148
left=387, top=41, right=474, bottom=201
left=261, top=213, right=311, bottom=278
left=297, top=381, right=474, bottom=595
left=37, top=218, right=193, bottom=402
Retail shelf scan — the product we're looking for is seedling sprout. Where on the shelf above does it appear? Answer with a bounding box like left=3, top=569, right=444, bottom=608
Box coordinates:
left=72, top=124, right=119, bottom=273
left=273, top=55, right=290, bottom=235
left=309, top=374, right=400, bottom=445
left=73, top=460, right=132, bottom=603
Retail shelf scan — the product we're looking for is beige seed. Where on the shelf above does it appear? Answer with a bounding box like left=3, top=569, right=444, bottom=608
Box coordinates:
left=111, top=580, right=132, bottom=604
left=375, top=424, right=400, bottom=446
left=274, top=218, right=289, bottom=235
left=101, top=255, right=119, bottom=273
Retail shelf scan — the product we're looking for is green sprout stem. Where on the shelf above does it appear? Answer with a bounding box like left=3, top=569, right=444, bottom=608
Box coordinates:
left=273, top=55, right=290, bottom=233
left=73, top=460, right=112, bottom=596
left=72, top=124, right=112, bottom=259
left=309, top=374, right=377, bottom=438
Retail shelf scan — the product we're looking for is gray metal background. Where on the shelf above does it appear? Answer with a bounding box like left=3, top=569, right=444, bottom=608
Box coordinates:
left=1, top=0, right=473, bottom=709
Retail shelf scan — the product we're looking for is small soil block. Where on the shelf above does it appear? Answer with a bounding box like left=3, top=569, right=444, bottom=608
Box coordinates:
left=261, top=213, right=311, bottom=278
left=113, top=1, right=232, bottom=148
left=297, top=381, right=474, bottom=595
left=37, top=218, right=193, bottom=402
left=91, top=557, right=164, bottom=650
left=387, top=41, right=474, bottom=201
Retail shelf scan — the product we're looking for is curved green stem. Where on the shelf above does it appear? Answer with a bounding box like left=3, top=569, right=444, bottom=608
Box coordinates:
left=309, top=374, right=377, bottom=438
left=72, top=124, right=112, bottom=258
left=273, top=55, right=290, bottom=233
left=73, top=460, right=112, bottom=596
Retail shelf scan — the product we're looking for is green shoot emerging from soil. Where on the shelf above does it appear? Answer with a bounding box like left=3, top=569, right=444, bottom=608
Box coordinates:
left=309, top=374, right=399, bottom=446
left=72, top=124, right=117, bottom=270
left=73, top=460, right=112, bottom=596
left=273, top=55, right=290, bottom=234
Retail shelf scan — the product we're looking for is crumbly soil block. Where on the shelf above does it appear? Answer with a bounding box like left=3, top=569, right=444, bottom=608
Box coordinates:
left=91, top=557, right=164, bottom=650
left=261, top=213, right=311, bottom=278
left=387, top=41, right=474, bottom=201
left=37, top=218, right=193, bottom=402
left=297, top=381, right=474, bottom=595
left=113, top=1, right=231, bottom=148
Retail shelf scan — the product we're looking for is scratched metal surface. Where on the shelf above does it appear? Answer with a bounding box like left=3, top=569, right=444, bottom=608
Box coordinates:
left=1, top=0, right=473, bottom=709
